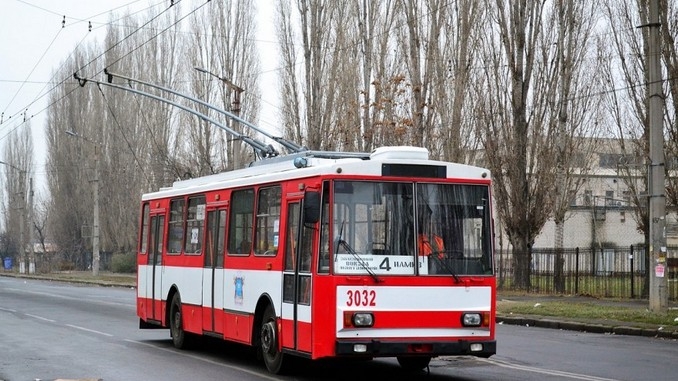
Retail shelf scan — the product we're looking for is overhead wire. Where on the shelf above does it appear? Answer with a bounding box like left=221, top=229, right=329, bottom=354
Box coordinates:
left=1, top=26, right=63, bottom=115
left=95, top=83, right=151, bottom=184
left=2, top=0, right=154, bottom=118
left=1, top=1, right=672, bottom=154
left=0, top=0, right=197, bottom=182
left=0, top=0, right=169, bottom=132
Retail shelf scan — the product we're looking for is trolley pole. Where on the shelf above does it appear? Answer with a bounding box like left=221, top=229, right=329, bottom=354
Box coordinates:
left=646, top=0, right=668, bottom=312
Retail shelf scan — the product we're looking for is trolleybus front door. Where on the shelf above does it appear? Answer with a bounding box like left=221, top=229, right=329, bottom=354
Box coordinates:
left=282, top=201, right=313, bottom=353
left=202, top=208, right=226, bottom=334
left=146, top=215, right=164, bottom=321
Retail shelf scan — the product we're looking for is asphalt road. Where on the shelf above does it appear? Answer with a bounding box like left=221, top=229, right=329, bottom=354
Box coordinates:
left=1, top=276, right=676, bottom=381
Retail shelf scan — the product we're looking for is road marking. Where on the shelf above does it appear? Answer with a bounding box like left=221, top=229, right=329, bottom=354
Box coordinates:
left=124, top=339, right=280, bottom=381
left=66, top=324, right=114, bottom=337
left=478, top=358, right=621, bottom=381
left=3, top=287, right=135, bottom=308
left=0, top=306, right=17, bottom=313
left=25, top=313, right=56, bottom=322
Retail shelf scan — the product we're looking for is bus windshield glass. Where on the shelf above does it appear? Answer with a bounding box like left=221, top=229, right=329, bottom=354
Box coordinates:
left=330, top=181, right=492, bottom=276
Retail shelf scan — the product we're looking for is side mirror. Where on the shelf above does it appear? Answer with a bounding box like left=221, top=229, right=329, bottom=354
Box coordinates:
left=303, top=191, right=321, bottom=224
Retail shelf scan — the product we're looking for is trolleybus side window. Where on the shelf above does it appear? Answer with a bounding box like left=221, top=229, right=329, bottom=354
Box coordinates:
left=167, top=198, right=185, bottom=255
left=318, top=181, right=330, bottom=273
left=139, top=203, right=150, bottom=254
left=284, top=202, right=300, bottom=272
left=206, top=209, right=227, bottom=268
left=284, top=201, right=313, bottom=304
left=184, top=195, right=206, bottom=255
left=283, top=202, right=300, bottom=303
left=255, top=186, right=281, bottom=256
left=228, top=188, right=254, bottom=255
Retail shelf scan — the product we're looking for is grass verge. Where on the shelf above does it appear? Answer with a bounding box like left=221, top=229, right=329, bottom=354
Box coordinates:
left=497, top=298, right=678, bottom=327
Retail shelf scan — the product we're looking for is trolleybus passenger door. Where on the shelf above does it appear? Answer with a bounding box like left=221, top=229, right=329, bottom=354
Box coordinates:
left=282, top=201, right=313, bottom=352
left=146, top=215, right=164, bottom=321
left=202, top=208, right=226, bottom=334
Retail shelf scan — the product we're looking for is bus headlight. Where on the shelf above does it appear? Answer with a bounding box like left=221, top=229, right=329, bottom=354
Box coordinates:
left=461, top=313, right=482, bottom=327
left=344, top=312, right=374, bottom=327
left=353, top=312, right=374, bottom=327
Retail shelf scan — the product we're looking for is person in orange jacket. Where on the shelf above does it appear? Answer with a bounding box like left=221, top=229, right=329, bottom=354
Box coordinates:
left=418, top=232, right=444, bottom=257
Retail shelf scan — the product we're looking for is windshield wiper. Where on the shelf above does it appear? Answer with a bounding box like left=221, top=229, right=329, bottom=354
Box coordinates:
left=335, top=221, right=381, bottom=283
left=430, top=250, right=462, bottom=284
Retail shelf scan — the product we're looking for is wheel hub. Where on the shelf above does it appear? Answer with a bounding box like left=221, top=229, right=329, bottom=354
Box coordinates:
left=261, top=321, right=277, bottom=354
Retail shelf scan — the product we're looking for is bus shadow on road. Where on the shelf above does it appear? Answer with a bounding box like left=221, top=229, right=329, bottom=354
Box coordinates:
left=139, top=336, right=474, bottom=380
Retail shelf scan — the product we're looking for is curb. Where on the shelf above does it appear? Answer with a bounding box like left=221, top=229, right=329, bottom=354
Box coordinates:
left=0, top=272, right=135, bottom=288
left=497, top=315, right=678, bottom=339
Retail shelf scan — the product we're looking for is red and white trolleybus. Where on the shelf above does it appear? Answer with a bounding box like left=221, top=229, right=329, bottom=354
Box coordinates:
left=136, top=146, right=496, bottom=373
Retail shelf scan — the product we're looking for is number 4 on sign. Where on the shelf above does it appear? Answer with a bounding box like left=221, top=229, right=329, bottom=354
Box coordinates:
left=379, top=257, right=391, bottom=271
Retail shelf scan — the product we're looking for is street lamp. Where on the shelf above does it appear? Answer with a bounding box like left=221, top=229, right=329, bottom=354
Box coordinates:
left=0, top=160, right=33, bottom=274
left=195, top=67, right=245, bottom=169
left=65, top=130, right=101, bottom=276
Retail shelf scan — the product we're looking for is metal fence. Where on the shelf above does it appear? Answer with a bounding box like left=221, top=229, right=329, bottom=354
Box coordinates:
left=496, top=245, right=678, bottom=300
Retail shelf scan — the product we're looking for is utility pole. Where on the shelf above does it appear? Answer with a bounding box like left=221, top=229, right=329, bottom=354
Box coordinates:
left=19, top=170, right=25, bottom=274
left=92, top=144, right=100, bottom=276
left=195, top=67, right=245, bottom=169
left=28, top=177, right=35, bottom=274
left=65, top=130, right=100, bottom=276
left=646, top=0, right=668, bottom=312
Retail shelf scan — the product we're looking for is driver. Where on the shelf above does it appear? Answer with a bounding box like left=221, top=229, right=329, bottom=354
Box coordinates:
left=418, top=229, right=444, bottom=257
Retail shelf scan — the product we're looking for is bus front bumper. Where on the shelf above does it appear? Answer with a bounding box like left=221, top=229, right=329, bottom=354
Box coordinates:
left=335, top=339, right=496, bottom=358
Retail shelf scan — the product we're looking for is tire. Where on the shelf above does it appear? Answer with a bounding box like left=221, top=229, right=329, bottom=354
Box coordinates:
left=397, top=356, right=431, bottom=371
left=260, top=305, right=285, bottom=373
left=169, top=293, right=191, bottom=349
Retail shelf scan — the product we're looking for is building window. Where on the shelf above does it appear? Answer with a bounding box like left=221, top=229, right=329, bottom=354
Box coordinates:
left=605, top=190, right=614, bottom=206
left=584, top=190, right=592, bottom=206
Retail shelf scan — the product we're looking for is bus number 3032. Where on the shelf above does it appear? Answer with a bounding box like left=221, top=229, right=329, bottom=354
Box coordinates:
left=346, top=289, right=377, bottom=307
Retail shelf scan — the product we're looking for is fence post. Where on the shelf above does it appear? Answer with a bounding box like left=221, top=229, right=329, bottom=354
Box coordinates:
left=575, top=247, right=579, bottom=295
left=630, top=245, right=635, bottom=299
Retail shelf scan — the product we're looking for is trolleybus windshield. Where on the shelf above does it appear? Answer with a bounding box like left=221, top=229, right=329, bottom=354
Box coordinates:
left=330, top=181, right=492, bottom=276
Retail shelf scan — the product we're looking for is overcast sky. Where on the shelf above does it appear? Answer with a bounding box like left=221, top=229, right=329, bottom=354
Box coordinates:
left=0, top=0, right=278, bottom=197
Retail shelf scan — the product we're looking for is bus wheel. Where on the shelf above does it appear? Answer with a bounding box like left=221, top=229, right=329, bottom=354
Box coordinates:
left=397, top=356, right=431, bottom=371
left=260, top=305, right=284, bottom=373
left=169, top=293, right=190, bottom=349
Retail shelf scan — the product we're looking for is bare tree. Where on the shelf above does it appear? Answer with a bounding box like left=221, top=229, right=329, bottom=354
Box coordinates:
left=354, top=0, right=400, bottom=151
left=46, top=48, right=101, bottom=269
left=278, top=0, right=348, bottom=150
left=479, top=0, right=555, bottom=289
left=189, top=0, right=261, bottom=170
left=601, top=0, right=678, bottom=296
left=276, top=0, right=305, bottom=147
left=658, top=0, right=678, bottom=212
left=1, top=123, right=33, bottom=269
left=601, top=1, right=650, bottom=243
left=551, top=0, right=602, bottom=292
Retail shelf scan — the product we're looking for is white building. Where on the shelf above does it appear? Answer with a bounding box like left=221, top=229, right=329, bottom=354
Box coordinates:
left=531, top=138, right=678, bottom=249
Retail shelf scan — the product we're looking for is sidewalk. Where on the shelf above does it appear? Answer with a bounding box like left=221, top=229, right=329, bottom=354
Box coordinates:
left=497, top=294, right=678, bottom=339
